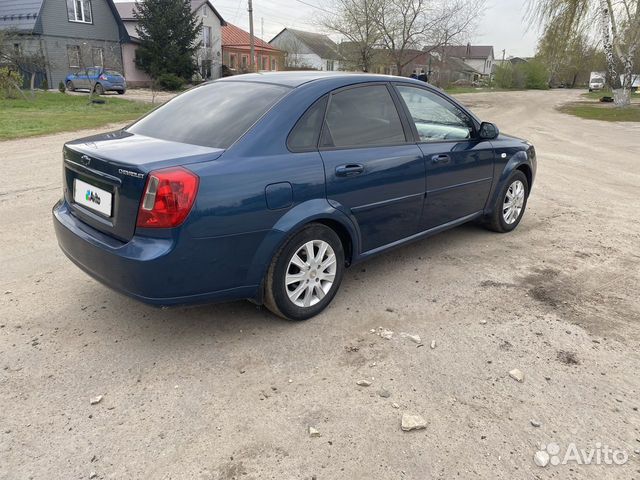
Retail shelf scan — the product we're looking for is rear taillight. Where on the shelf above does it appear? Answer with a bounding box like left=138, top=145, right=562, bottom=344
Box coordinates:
left=136, top=167, right=199, bottom=229
left=99, top=74, right=108, bottom=81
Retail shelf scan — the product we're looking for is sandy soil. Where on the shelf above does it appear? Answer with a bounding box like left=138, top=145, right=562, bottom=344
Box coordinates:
left=1, top=89, right=639, bottom=480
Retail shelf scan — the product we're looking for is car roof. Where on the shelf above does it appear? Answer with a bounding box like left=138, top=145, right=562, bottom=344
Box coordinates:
left=217, top=71, right=412, bottom=88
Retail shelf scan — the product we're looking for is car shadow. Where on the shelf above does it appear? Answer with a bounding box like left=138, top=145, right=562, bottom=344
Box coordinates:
left=65, top=222, right=497, bottom=347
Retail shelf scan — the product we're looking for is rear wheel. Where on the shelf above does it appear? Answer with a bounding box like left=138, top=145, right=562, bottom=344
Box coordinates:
left=264, top=224, right=345, bottom=321
left=117, top=90, right=126, bottom=95
left=93, top=83, right=104, bottom=95
left=484, top=170, right=529, bottom=233
left=66, top=81, right=75, bottom=92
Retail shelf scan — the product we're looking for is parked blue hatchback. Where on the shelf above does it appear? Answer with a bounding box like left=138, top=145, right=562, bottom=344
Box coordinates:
left=65, top=67, right=126, bottom=95
left=53, top=72, right=536, bottom=320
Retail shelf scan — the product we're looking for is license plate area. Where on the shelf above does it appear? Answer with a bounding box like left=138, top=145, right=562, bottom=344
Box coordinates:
left=73, top=178, right=113, bottom=217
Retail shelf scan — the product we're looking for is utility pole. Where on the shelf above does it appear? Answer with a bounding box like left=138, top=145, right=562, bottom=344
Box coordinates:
left=248, top=0, right=255, bottom=72
left=502, top=49, right=506, bottom=62
left=261, top=17, right=264, bottom=42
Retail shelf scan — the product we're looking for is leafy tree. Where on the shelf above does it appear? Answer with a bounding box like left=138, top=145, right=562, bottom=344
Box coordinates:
left=134, top=0, right=202, bottom=81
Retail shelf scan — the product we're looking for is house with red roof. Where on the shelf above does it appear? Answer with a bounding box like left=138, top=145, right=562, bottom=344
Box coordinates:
left=222, top=23, right=284, bottom=73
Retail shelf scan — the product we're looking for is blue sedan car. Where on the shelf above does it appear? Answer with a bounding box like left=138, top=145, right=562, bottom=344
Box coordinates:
left=53, top=72, right=536, bottom=320
left=65, top=67, right=126, bottom=95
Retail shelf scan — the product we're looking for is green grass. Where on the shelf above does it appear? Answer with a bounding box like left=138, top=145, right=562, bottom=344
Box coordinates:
left=0, top=91, right=154, bottom=141
left=559, top=103, right=640, bottom=122
left=581, top=89, right=613, bottom=100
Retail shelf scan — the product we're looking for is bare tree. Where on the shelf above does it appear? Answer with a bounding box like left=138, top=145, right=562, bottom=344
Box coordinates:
left=372, top=0, right=485, bottom=76
left=530, top=0, right=640, bottom=106
left=320, top=0, right=381, bottom=72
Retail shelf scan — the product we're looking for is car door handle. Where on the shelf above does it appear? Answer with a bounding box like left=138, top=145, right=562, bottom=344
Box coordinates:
left=336, top=164, right=364, bottom=177
left=431, top=154, right=451, bottom=164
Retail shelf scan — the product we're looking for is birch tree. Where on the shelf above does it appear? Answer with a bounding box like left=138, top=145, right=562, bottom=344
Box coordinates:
left=531, top=0, right=640, bottom=106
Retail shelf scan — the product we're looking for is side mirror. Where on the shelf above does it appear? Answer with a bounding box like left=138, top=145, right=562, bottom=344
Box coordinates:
left=479, top=122, right=499, bottom=140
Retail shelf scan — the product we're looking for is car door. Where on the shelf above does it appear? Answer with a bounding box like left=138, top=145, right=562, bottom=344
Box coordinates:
left=74, top=69, right=87, bottom=89
left=86, top=68, right=98, bottom=90
left=394, top=84, right=495, bottom=230
left=319, top=83, right=425, bottom=253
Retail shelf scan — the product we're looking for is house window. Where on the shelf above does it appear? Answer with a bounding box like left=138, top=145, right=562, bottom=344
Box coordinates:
left=67, top=0, right=92, bottom=23
left=67, top=45, right=81, bottom=68
left=261, top=56, right=268, bottom=71
left=326, top=60, right=334, bottom=71
left=229, top=54, right=237, bottom=69
left=271, top=58, right=277, bottom=71
left=202, top=5, right=207, bottom=16
left=92, top=47, right=103, bottom=67
left=203, top=26, right=212, bottom=48
left=241, top=55, right=248, bottom=69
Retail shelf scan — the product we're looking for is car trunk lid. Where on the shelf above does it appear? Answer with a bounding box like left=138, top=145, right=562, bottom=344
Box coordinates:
left=63, top=130, right=224, bottom=242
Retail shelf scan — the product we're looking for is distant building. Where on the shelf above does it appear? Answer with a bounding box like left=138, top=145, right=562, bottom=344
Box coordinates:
left=221, top=23, right=284, bottom=73
left=269, top=28, right=342, bottom=71
left=0, top=0, right=128, bottom=88
left=425, top=44, right=495, bottom=79
left=115, top=0, right=225, bottom=86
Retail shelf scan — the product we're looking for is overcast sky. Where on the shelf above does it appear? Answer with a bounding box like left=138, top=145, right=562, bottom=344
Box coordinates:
left=115, top=0, right=542, bottom=58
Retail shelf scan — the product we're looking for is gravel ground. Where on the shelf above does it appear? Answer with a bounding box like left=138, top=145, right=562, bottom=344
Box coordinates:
left=1, top=89, right=639, bottom=480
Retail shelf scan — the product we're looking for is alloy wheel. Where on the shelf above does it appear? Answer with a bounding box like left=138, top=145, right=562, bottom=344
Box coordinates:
left=285, top=240, right=337, bottom=308
left=503, top=180, right=526, bottom=225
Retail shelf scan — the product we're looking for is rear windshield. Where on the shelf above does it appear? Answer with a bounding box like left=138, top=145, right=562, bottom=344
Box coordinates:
left=127, top=81, right=290, bottom=148
left=105, top=70, right=123, bottom=76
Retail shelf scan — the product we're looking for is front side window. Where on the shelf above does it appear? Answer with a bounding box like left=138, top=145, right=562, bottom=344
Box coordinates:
left=67, top=0, right=92, bottom=23
left=396, top=85, right=474, bottom=142
left=127, top=81, right=290, bottom=149
left=321, top=85, right=406, bottom=148
left=67, top=45, right=80, bottom=68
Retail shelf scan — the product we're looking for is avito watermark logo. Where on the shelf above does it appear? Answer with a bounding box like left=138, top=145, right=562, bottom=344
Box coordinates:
left=534, top=442, right=628, bottom=467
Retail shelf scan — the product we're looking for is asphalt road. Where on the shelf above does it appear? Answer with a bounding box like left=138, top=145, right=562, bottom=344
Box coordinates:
left=1, top=89, right=639, bottom=479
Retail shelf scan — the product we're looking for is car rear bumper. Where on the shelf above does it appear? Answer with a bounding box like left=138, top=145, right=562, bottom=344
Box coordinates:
left=105, top=83, right=126, bottom=92
left=52, top=199, right=258, bottom=306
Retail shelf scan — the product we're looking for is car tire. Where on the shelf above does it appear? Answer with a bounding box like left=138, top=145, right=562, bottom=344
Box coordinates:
left=264, top=223, right=345, bottom=321
left=93, top=83, right=104, bottom=95
left=66, top=81, right=75, bottom=92
left=484, top=170, right=529, bottom=233
left=117, top=90, right=126, bottom=95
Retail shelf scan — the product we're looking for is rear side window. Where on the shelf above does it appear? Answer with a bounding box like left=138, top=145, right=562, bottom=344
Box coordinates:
left=127, top=81, right=290, bottom=149
left=288, top=96, right=327, bottom=152
left=321, top=85, right=406, bottom=148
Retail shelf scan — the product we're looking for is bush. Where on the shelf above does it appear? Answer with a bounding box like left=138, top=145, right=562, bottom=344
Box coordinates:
left=58, top=81, right=66, bottom=93
left=493, top=61, right=549, bottom=90
left=523, top=60, right=549, bottom=90
left=156, top=73, right=185, bottom=91
left=0, top=67, right=23, bottom=99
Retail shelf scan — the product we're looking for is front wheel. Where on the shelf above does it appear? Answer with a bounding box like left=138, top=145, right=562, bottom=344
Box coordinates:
left=66, top=81, right=75, bottom=92
left=264, top=224, right=345, bottom=321
left=117, top=90, right=126, bottom=95
left=484, top=171, right=529, bottom=233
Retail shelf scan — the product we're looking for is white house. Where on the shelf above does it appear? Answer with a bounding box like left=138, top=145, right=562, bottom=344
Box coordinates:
left=269, top=28, right=342, bottom=71
left=115, top=0, right=225, bottom=86
left=426, top=44, right=495, bottom=80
